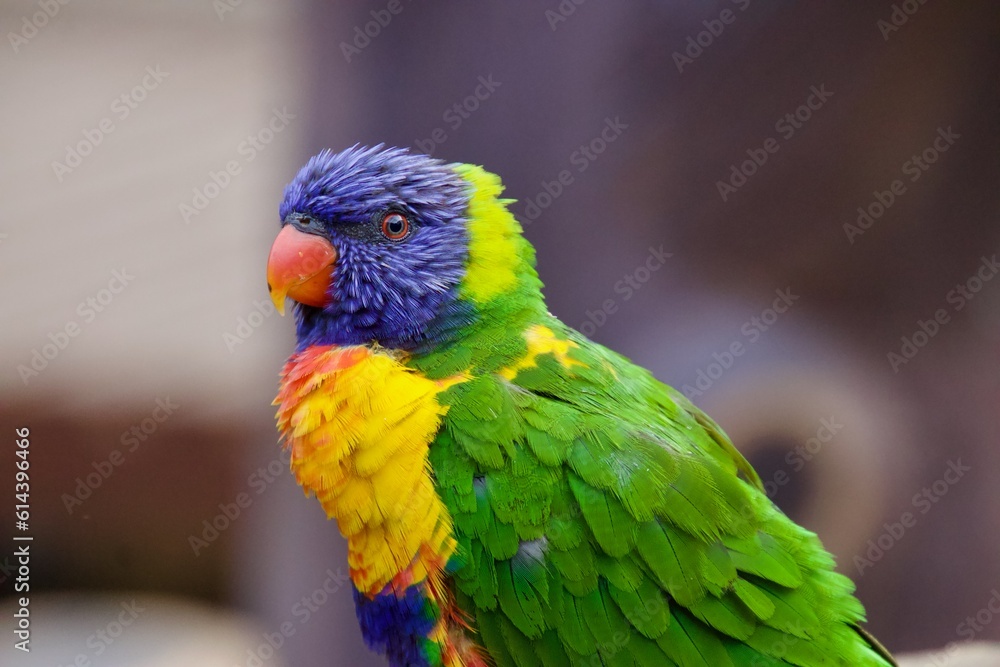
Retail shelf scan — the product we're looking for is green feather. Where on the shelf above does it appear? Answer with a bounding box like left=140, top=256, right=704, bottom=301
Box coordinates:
left=626, top=633, right=675, bottom=667
left=701, top=540, right=738, bottom=593
left=607, top=575, right=670, bottom=639
left=745, top=625, right=832, bottom=666
left=484, top=516, right=520, bottom=561
left=547, top=479, right=585, bottom=550
left=534, top=630, right=572, bottom=667
left=476, top=604, right=517, bottom=667
left=498, top=614, right=544, bottom=667
left=595, top=552, right=644, bottom=592
left=524, top=424, right=569, bottom=466
left=548, top=540, right=598, bottom=596
left=554, top=589, right=597, bottom=656
left=497, top=558, right=546, bottom=639
left=579, top=583, right=629, bottom=651
left=635, top=520, right=705, bottom=607
left=657, top=609, right=734, bottom=667
left=412, top=236, right=894, bottom=665
left=724, top=533, right=804, bottom=588
left=754, top=580, right=819, bottom=637
left=732, top=578, right=777, bottom=622
left=689, top=591, right=757, bottom=640
left=473, top=540, right=498, bottom=610
left=567, top=472, right=637, bottom=558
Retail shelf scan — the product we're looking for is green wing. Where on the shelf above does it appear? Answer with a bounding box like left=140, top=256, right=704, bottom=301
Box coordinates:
left=429, top=317, right=894, bottom=667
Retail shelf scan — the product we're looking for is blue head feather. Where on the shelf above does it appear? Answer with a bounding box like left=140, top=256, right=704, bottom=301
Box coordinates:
left=279, top=145, right=474, bottom=350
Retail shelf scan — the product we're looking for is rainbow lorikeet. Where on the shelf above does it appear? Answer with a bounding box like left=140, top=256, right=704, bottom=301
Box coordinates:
left=267, top=145, right=895, bottom=667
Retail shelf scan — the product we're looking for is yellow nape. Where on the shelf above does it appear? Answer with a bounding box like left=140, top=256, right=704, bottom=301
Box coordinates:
left=274, top=345, right=463, bottom=595
left=500, top=324, right=587, bottom=380
left=454, top=163, right=521, bottom=304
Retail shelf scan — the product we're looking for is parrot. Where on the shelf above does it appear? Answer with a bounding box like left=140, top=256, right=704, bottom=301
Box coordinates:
left=266, top=145, right=896, bottom=667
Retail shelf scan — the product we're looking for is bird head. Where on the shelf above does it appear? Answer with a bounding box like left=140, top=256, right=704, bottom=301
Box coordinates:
left=267, top=145, right=541, bottom=352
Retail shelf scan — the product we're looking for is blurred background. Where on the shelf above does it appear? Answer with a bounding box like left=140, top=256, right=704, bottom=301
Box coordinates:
left=1, top=1, right=998, bottom=665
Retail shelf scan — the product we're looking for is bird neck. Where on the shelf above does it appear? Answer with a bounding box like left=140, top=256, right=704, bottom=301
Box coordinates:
left=406, top=162, right=551, bottom=375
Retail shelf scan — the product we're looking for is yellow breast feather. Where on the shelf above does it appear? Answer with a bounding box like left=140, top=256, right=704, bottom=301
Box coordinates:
left=275, top=344, right=462, bottom=595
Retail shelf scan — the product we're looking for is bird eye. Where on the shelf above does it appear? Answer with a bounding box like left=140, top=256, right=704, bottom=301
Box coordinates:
left=380, top=212, right=410, bottom=240
left=299, top=216, right=323, bottom=231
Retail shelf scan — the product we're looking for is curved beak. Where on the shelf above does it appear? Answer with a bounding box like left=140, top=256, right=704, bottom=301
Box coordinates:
left=266, top=225, right=337, bottom=315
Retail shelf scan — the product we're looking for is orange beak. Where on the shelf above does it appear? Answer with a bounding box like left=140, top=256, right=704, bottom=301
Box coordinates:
left=266, top=225, right=337, bottom=315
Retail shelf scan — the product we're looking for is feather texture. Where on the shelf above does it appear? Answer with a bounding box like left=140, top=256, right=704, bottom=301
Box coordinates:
left=273, top=147, right=896, bottom=667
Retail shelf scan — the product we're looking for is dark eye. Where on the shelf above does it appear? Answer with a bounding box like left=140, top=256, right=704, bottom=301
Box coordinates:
left=380, top=212, right=410, bottom=240
left=299, top=216, right=324, bottom=232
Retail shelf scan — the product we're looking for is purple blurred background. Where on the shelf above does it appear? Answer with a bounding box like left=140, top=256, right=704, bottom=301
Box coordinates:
left=2, top=2, right=998, bottom=665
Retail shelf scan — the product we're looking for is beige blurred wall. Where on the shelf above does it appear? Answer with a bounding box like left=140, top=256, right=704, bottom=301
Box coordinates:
left=1, top=0, right=310, bottom=418
left=0, top=4, right=371, bottom=664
